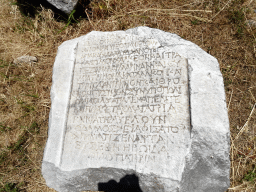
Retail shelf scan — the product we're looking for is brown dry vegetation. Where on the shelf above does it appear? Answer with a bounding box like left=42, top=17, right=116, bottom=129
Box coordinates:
left=0, top=0, right=256, bottom=191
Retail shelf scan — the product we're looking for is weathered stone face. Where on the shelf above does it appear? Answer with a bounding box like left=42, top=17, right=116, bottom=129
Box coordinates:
left=42, top=27, right=230, bottom=192
left=62, top=33, right=190, bottom=180
left=46, top=0, right=79, bottom=14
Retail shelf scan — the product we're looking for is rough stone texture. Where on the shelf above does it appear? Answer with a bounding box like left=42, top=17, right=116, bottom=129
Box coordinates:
left=46, top=0, right=79, bottom=14
left=42, top=27, right=230, bottom=192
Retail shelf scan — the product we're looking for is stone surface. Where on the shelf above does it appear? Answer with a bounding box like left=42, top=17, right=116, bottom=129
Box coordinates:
left=42, top=27, right=230, bottom=192
left=46, top=0, right=79, bottom=14
left=13, top=55, right=37, bottom=65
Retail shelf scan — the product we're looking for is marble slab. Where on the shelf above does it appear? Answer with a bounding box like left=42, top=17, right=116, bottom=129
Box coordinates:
left=42, top=27, right=230, bottom=192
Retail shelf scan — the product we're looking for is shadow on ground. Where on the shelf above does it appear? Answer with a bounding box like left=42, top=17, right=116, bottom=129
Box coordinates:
left=98, top=174, right=143, bottom=192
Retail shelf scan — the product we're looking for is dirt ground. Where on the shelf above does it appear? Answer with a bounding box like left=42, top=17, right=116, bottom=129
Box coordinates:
left=0, top=0, right=256, bottom=191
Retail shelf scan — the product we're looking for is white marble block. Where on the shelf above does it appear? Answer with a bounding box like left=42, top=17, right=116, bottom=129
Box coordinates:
left=42, top=27, right=230, bottom=192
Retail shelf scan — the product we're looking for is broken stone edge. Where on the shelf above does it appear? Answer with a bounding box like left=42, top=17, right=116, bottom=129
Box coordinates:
left=42, top=26, right=230, bottom=192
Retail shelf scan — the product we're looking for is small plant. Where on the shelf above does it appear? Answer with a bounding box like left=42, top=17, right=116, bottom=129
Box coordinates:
left=0, top=59, right=9, bottom=68
left=25, top=94, right=39, bottom=98
left=243, top=168, right=256, bottom=182
left=191, top=19, right=199, bottom=25
left=58, top=10, right=79, bottom=33
left=0, top=151, right=8, bottom=165
left=0, top=123, right=11, bottom=133
left=227, top=1, right=247, bottom=38
left=29, top=121, right=40, bottom=134
left=229, top=9, right=245, bottom=24
left=0, top=183, right=20, bottom=192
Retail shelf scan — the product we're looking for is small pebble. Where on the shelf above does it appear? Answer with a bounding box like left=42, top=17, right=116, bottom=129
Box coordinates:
left=13, top=55, right=37, bottom=65
left=245, top=19, right=256, bottom=28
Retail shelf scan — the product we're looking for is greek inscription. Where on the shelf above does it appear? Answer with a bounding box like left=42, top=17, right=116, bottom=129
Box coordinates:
left=62, top=35, right=190, bottom=167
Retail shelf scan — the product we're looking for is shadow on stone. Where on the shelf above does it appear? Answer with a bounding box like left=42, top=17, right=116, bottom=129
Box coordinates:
left=15, top=0, right=90, bottom=20
left=98, top=174, right=143, bottom=192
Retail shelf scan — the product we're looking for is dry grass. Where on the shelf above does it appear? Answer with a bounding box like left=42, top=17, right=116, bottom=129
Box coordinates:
left=0, top=0, right=256, bottom=191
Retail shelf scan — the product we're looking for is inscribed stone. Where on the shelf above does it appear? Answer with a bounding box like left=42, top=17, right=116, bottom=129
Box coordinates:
left=42, top=27, right=230, bottom=192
